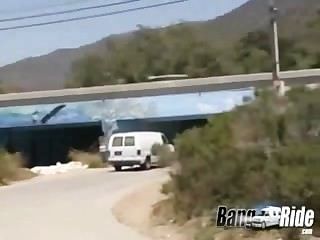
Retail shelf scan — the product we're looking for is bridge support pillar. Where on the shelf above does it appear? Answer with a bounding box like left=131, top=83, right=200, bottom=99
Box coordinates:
left=273, top=80, right=286, bottom=96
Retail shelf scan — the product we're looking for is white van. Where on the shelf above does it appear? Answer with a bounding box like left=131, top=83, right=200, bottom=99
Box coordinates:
left=247, top=206, right=281, bottom=229
left=107, top=131, right=174, bottom=171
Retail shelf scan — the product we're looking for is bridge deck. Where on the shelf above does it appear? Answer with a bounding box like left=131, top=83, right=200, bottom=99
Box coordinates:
left=0, top=69, right=319, bottom=107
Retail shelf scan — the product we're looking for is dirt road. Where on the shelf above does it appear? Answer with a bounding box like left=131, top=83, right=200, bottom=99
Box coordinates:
left=0, top=168, right=168, bottom=240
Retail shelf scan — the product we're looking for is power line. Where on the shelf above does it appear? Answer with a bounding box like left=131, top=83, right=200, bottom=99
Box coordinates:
left=0, top=0, right=144, bottom=23
left=34, top=0, right=93, bottom=10
left=0, top=0, right=188, bottom=32
left=0, top=0, right=91, bottom=15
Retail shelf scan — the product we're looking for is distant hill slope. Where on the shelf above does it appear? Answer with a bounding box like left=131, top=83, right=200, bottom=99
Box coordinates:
left=0, top=0, right=319, bottom=91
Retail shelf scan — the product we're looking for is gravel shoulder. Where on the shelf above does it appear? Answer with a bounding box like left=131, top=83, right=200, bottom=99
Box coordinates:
left=112, top=179, right=320, bottom=240
left=112, top=179, right=192, bottom=240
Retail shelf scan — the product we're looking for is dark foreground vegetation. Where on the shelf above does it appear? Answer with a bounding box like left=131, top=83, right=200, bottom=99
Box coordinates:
left=158, top=88, right=320, bottom=239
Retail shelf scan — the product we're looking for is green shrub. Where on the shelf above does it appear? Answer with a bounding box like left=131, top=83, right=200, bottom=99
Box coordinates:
left=151, top=143, right=162, bottom=156
left=152, top=143, right=176, bottom=167
left=163, top=88, right=320, bottom=222
left=68, top=150, right=106, bottom=168
left=161, top=180, right=175, bottom=195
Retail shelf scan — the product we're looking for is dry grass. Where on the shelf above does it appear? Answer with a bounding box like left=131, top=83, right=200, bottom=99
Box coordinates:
left=0, top=151, right=36, bottom=185
left=11, top=168, right=38, bottom=182
left=68, top=150, right=106, bottom=168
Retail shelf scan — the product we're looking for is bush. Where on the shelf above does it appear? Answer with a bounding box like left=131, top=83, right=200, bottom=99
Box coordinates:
left=162, top=89, right=320, bottom=222
left=68, top=150, right=106, bottom=168
left=0, top=150, right=24, bottom=185
left=151, top=143, right=176, bottom=167
left=11, top=168, right=37, bottom=182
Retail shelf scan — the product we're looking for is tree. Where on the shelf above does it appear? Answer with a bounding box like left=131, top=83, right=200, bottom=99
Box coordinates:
left=0, top=81, right=22, bottom=94
left=67, top=55, right=113, bottom=88
left=67, top=25, right=224, bottom=88
left=309, top=11, right=320, bottom=68
left=311, top=53, right=320, bottom=68
left=234, top=30, right=308, bottom=73
left=0, top=86, right=4, bottom=94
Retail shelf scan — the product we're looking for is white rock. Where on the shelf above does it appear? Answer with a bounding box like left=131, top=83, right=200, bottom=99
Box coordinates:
left=30, top=162, right=88, bottom=175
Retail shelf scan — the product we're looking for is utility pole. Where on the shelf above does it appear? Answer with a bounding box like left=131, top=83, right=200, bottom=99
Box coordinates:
left=269, top=0, right=285, bottom=96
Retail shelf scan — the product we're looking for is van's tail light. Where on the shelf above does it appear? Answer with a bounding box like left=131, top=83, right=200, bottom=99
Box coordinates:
left=137, top=150, right=141, bottom=156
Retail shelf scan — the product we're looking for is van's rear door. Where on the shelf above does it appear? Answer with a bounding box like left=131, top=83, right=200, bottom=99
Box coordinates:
left=109, top=135, right=139, bottom=160
left=121, top=136, right=138, bottom=159
left=109, top=136, right=123, bottom=158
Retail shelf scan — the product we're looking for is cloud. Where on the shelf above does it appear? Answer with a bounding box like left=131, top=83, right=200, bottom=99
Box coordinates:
left=70, top=98, right=157, bottom=121
left=224, top=98, right=237, bottom=110
left=197, top=102, right=219, bottom=114
left=196, top=96, right=241, bottom=114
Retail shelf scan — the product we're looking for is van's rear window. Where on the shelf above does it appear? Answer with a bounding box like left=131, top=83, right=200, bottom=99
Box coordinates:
left=124, top=137, right=135, bottom=146
left=112, top=137, right=123, bottom=146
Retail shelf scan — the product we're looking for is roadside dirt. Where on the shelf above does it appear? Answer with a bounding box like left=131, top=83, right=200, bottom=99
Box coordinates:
left=112, top=181, right=319, bottom=240
left=112, top=180, right=193, bottom=240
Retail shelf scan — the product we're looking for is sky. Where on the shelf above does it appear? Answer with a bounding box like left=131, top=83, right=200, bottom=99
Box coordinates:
left=0, top=0, right=248, bottom=67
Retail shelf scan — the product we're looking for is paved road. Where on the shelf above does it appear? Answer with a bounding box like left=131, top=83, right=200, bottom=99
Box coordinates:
left=0, top=168, right=168, bottom=240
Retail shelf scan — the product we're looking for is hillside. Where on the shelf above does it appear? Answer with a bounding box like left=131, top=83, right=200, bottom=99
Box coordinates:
left=203, top=0, right=320, bottom=40
left=0, top=0, right=319, bottom=91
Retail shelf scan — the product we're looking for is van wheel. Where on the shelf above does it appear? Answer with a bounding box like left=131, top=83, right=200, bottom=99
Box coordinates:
left=114, top=166, right=122, bottom=171
left=141, top=157, right=151, bottom=170
left=261, top=221, right=266, bottom=229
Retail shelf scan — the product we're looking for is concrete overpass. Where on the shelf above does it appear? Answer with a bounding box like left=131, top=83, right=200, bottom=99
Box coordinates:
left=1, top=113, right=211, bottom=167
left=0, top=68, right=320, bottom=107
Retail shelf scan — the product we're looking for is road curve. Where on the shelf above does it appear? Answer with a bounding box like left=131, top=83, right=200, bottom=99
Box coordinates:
left=0, top=168, right=168, bottom=240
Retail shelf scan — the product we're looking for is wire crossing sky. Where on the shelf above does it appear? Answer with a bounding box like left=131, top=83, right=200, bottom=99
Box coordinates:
left=0, top=0, right=248, bottom=66
left=0, top=0, right=91, bottom=14
left=0, top=0, right=188, bottom=31
left=0, top=0, right=145, bottom=23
